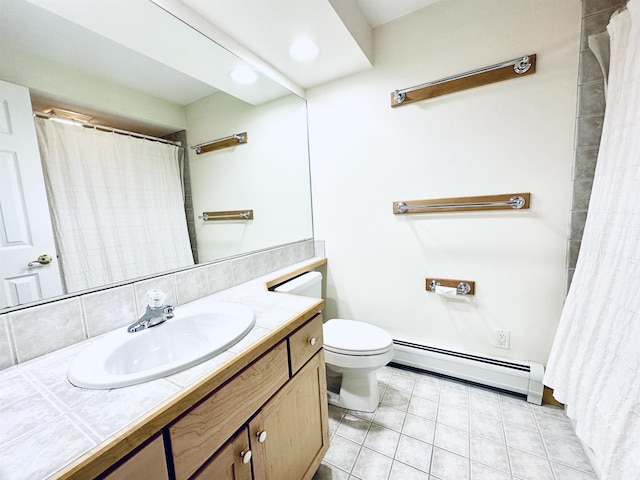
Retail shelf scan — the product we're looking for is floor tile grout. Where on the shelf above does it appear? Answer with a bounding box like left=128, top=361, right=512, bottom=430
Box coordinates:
left=316, top=365, right=596, bottom=480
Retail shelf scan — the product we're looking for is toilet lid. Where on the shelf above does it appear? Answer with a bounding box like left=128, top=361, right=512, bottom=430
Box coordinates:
left=323, top=319, right=393, bottom=355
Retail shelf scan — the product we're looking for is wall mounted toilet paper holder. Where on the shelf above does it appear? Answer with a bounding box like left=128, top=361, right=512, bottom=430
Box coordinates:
left=427, top=278, right=474, bottom=295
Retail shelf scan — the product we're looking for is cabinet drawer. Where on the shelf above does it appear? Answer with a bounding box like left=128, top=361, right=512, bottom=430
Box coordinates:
left=170, top=341, right=289, bottom=480
left=289, top=314, right=323, bottom=375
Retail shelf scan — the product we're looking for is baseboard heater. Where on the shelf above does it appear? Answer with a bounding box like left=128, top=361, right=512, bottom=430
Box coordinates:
left=392, top=339, right=544, bottom=404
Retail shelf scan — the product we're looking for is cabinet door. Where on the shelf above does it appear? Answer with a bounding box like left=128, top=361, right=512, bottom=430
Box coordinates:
left=170, top=341, right=289, bottom=480
left=101, top=435, right=169, bottom=480
left=193, top=429, right=252, bottom=480
left=249, top=350, right=329, bottom=480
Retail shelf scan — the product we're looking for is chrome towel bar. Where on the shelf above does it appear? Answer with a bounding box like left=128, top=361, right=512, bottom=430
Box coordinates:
left=199, top=210, right=253, bottom=221
left=393, top=193, right=530, bottom=215
left=396, top=195, right=526, bottom=213
left=191, top=132, right=248, bottom=154
left=393, top=55, right=533, bottom=105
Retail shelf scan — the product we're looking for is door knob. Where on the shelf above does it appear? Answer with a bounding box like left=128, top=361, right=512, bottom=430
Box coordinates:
left=27, top=254, right=53, bottom=267
left=256, top=430, right=267, bottom=443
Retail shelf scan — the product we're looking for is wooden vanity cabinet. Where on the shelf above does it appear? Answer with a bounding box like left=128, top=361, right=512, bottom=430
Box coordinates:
left=76, top=311, right=327, bottom=480
left=249, top=350, right=329, bottom=480
left=171, top=313, right=329, bottom=480
left=170, top=342, right=290, bottom=480
left=194, top=350, right=328, bottom=480
left=100, top=435, right=169, bottom=480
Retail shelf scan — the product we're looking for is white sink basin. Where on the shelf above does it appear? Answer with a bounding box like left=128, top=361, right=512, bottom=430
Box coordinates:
left=68, top=302, right=255, bottom=389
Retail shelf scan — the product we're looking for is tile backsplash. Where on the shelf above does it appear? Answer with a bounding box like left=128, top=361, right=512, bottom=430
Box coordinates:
left=0, top=239, right=317, bottom=371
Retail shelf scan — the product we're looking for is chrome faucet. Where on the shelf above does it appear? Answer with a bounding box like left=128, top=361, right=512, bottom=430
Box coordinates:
left=127, top=289, right=174, bottom=333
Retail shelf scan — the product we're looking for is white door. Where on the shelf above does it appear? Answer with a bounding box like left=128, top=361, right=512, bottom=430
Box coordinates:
left=0, top=80, right=63, bottom=308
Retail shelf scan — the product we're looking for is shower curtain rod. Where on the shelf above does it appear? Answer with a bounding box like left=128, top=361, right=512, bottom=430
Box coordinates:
left=33, top=111, right=182, bottom=147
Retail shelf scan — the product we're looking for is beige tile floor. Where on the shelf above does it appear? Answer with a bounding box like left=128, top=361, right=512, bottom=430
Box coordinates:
left=313, top=365, right=596, bottom=480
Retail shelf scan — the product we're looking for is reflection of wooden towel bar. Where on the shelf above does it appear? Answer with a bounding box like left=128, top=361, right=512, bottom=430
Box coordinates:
left=393, top=193, right=530, bottom=215
left=198, top=210, right=254, bottom=221
left=191, top=132, right=248, bottom=154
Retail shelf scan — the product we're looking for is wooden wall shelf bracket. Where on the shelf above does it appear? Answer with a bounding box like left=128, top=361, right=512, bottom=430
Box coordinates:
left=393, top=193, right=530, bottom=215
left=390, top=54, right=536, bottom=107
left=191, top=132, right=248, bottom=154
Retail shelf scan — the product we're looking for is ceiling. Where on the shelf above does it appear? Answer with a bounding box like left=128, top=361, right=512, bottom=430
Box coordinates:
left=2, top=0, right=441, bottom=107
left=356, top=0, right=442, bottom=28
left=0, top=0, right=215, bottom=106
left=179, top=0, right=442, bottom=89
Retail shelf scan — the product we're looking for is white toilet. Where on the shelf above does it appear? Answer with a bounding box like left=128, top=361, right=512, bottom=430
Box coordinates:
left=275, top=271, right=394, bottom=412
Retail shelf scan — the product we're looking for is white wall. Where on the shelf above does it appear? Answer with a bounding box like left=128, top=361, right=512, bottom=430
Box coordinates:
left=186, top=91, right=313, bottom=261
left=307, top=0, right=581, bottom=365
left=0, top=46, right=186, bottom=134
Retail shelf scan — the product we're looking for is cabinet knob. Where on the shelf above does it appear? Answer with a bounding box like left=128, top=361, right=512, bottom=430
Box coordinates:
left=240, top=450, right=252, bottom=464
left=308, top=337, right=317, bottom=346
left=256, top=430, right=267, bottom=443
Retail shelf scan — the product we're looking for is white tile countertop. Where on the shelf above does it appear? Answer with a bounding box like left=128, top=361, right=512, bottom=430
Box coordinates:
left=0, top=259, right=325, bottom=480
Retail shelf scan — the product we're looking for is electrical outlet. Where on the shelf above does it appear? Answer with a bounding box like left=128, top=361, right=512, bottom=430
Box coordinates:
left=496, top=329, right=510, bottom=349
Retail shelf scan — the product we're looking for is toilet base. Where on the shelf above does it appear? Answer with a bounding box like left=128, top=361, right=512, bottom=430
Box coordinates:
left=326, top=366, right=380, bottom=412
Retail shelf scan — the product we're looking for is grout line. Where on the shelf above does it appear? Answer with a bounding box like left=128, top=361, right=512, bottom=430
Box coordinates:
left=322, top=365, right=594, bottom=480
left=430, top=381, right=441, bottom=478
left=534, top=410, right=559, bottom=480
left=466, top=384, right=472, bottom=479
left=4, top=315, right=18, bottom=366
left=497, top=395, right=515, bottom=479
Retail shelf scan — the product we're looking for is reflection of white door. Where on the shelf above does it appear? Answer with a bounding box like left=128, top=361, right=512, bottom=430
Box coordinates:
left=0, top=80, right=63, bottom=309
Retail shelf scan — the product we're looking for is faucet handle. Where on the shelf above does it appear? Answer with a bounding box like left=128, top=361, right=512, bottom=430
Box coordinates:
left=146, top=289, right=166, bottom=308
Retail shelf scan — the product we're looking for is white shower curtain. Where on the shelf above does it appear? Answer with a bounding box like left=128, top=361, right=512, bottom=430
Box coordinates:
left=544, top=1, right=640, bottom=479
left=35, top=118, right=194, bottom=293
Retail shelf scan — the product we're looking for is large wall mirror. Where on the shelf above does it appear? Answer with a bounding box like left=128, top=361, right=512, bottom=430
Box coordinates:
left=0, top=0, right=313, bottom=312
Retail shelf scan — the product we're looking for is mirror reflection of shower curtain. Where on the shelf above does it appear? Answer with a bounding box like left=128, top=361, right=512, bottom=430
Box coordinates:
left=544, top=2, right=640, bottom=479
left=35, top=117, right=194, bottom=293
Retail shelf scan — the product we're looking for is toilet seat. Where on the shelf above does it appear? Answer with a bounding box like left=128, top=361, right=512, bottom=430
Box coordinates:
left=323, top=319, right=393, bottom=356
left=324, top=344, right=393, bottom=356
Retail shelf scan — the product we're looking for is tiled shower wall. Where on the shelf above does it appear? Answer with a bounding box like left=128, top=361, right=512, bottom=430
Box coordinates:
left=163, top=129, right=198, bottom=263
left=568, top=0, right=626, bottom=288
left=0, top=239, right=318, bottom=371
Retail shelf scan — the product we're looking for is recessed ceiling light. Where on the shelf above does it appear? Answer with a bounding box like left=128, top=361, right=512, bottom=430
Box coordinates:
left=288, top=37, right=319, bottom=62
left=229, top=65, right=258, bottom=84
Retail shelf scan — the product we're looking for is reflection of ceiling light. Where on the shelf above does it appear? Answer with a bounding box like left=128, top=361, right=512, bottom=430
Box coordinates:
left=229, top=65, right=258, bottom=84
left=50, top=116, right=81, bottom=126
left=46, top=107, right=93, bottom=122
left=288, top=37, right=319, bottom=62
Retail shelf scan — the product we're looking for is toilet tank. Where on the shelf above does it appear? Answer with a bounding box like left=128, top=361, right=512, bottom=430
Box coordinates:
left=274, top=271, right=322, bottom=298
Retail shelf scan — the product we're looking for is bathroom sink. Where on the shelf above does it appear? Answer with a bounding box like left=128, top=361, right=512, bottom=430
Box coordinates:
left=68, top=302, right=255, bottom=389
